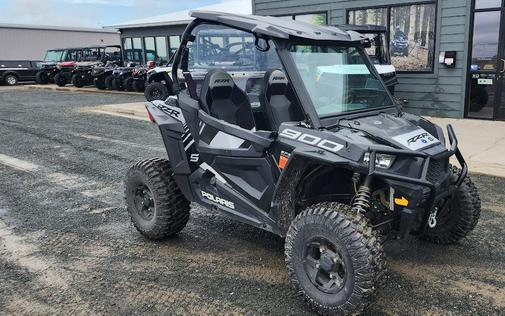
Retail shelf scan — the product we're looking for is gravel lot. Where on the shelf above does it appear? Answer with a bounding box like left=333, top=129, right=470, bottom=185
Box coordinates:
left=0, top=87, right=504, bottom=315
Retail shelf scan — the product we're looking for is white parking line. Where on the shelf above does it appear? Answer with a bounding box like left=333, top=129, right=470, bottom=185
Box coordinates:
left=0, top=154, right=40, bottom=172
left=66, top=132, right=164, bottom=152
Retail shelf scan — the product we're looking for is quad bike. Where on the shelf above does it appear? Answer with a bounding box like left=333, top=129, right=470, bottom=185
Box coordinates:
left=111, top=65, right=135, bottom=91
left=132, top=65, right=150, bottom=92
left=392, top=28, right=410, bottom=57
left=92, top=62, right=119, bottom=90
left=125, top=12, right=481, bottom=316
left=71, top=61, right=102, bottom=88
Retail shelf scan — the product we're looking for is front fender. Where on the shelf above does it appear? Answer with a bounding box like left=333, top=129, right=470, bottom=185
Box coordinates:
left=269, top=151, right=353, bottom=236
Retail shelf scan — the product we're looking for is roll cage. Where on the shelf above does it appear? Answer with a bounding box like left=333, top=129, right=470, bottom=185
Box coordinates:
left=171, top=11, right=399, bottom=130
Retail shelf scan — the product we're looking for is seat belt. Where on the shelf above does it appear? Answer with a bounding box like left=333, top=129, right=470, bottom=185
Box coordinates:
left=183, top=71, right=198, bottom=100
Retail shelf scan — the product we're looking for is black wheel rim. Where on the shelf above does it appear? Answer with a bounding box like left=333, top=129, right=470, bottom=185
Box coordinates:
left=134, top=185, right=155, bottom=221
left=303, top=237, right=347, bottom=294
left=151, top=88, right=162, bottom=99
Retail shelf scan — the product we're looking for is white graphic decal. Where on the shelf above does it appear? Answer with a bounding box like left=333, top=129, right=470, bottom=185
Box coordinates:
left=201, top=191, right=235, bottom=209
left=393, top=129, right=440, bottom=150
left=280, top=129, right=344, bottom=153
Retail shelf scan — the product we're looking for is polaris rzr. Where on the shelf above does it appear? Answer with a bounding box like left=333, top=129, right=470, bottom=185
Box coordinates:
left=340, top=24, right=398, bottom=93
left=125, top=12, right=481, bottom=316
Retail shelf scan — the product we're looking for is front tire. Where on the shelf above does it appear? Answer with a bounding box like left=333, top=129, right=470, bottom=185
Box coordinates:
left=94, top=78, right=106, bottom=90
left=123, top=77, right=134, bottom=92
left=133, top=79, right=145, bottom=92
left=36, top=71, right=49, bottom=84
left=112, top=77, right=124, bottom=91
left=144, top=82, right=170, bottom=101
left=54, top=73, right=67, bottom=87
left=4, top=74, right=18, bottom=86
left=285, top=202, right=385, bottom=315
left=71, top=74, right=85, bottom=88
left=420, top=167, right=481, bottom=245
left=125, top=158, right=190, bottom=240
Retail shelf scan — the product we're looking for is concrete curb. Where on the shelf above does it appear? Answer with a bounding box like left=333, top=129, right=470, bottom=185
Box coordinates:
left=22, top=84, right=143, bottom=96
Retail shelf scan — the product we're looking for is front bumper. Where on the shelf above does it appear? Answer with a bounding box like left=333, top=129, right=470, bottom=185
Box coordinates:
left=366, top=124, right=467, bottom=233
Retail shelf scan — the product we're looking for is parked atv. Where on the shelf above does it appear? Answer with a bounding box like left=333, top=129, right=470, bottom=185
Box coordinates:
left=131, top=65, right=149, bottom=92
left=111, top=65, right=136, bottom=91
left=392, top=27, right=410, bottom=57
left=125, top=13, right=481, bottom=316
left=71, top=61, right=102, bottom=88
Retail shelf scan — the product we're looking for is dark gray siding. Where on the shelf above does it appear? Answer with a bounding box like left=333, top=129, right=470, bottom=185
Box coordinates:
left=254, top=0, right=471, bottom=118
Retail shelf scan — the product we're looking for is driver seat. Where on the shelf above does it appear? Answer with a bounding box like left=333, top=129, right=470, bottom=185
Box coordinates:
left=200, top=69, right=255, bottom=130
left=260, top=69, right=303, bottom=131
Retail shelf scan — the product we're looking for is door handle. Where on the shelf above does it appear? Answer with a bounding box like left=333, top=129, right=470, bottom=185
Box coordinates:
left=501, top=59, right=505, bottom=73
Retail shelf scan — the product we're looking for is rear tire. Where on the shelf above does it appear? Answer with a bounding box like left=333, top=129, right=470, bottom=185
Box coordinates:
left=125, top=158, right=190, bottom=240
left=36, top=71, right=49, bottom=84
left=133, top=79, right=145, bottom=92
left=4, top=74, right=18, bottom=86
left=285, top=202, right=385, bottom=315
left=94, top=78, right=106, bottom=90
left=54, top=73, right=67, bottom=87
left=112, top=77, right=124, bottom=91
left=123, top=77, right=134, bottom=92
left=71, top=74, right=85, bottom=88
left=144, top=82, right=170, bottom=101
left=420, top=167, right=481, bottom=245
left=104, top=75, right=114, bottom=90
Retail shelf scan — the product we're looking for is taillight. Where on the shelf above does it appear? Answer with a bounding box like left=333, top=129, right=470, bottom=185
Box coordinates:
left=147, top=110, right=155, bottom=123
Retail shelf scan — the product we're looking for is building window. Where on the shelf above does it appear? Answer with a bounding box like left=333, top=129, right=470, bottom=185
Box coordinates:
left=279, top=12, right=328, bottom=25
left=348, top=3, right=436, bottom=72
left=122, top=37, right=143, bottom=63
left=155, top=37, right=168, bottom=63
left=169, top=35, right=181, bottom=58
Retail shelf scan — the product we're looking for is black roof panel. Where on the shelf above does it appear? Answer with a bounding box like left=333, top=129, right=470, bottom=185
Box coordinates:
left=190, top=11, right=365, bottom=42
left=338, top=24, right=387, bottom=33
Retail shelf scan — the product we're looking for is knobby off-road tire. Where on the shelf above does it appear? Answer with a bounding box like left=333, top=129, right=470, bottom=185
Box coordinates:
left=133, top=79, right=145, bottom=92
left=104, top=75, right=114, bottom=90
left=36, top=71, right=49, bottom=84
left=94, top=78, right=106, bottom=90
left=421, top=166, right=481, bottom=245
left=144, top=82, right=170, bottom=101
left=123, top=77, right=134, bottom=92
left=112, top=77, right=124, bottom=91
left=125, top=158, right=190, bottom=240
left=285, top=202, right=385, bottom=316
left=71, top=74, right=85, bottom=88
left=54, top=73, right=67, bottom=87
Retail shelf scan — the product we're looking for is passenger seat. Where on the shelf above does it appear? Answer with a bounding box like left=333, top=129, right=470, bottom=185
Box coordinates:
left=259, top=69, right=303, bottom=131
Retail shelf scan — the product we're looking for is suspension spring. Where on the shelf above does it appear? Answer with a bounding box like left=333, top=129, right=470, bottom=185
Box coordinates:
left=351, top=175, right=372, bottom=214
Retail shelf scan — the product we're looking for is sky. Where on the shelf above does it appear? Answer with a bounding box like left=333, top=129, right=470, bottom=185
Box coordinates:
left=0, top=0, right=230, bottom=28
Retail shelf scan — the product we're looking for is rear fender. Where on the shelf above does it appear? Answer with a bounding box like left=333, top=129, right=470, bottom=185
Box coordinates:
left=146, top=102, right=194, bottom=201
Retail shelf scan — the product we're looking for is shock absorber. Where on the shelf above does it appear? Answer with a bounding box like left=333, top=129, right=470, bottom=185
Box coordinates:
left=352, top=175, right=372, bottom=214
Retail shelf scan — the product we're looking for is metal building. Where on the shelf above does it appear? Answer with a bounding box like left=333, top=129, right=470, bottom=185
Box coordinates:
left=0, top=24, right=120, bottom=60
left=252, top=0, right=505, bottom=120
left=110, top=0, right=251, bottom=66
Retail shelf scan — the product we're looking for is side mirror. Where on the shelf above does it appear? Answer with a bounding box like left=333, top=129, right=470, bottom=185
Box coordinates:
left=362, top=38, right=372, bottom=49
left=255, top=37, right=270, bottom=52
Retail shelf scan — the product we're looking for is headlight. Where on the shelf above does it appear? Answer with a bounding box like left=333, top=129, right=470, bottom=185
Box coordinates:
left=363, top=153, right=396, bottom=169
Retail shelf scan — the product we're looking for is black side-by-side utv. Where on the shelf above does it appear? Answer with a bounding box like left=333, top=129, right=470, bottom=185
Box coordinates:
left=124, top=12, right=481, bottom=316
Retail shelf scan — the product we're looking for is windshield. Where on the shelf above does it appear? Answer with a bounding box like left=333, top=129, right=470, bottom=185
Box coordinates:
left=289, top=44, right=393, bottom=118
left=44, top=50, right=64, bottom=62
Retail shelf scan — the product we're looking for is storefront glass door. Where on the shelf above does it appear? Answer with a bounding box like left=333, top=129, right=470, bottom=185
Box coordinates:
left=468, top=0, right=505, bottom=120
